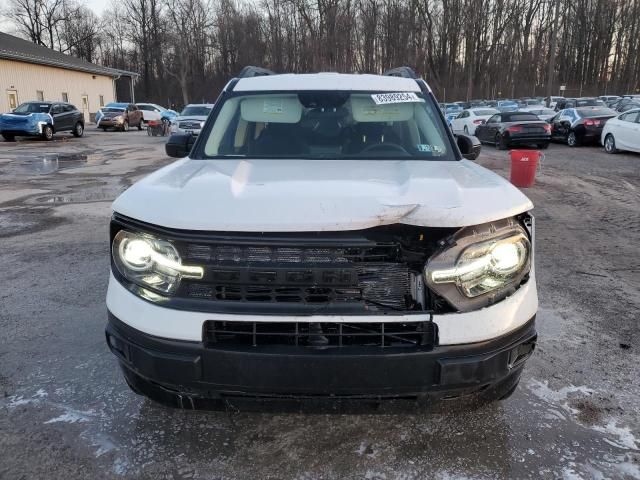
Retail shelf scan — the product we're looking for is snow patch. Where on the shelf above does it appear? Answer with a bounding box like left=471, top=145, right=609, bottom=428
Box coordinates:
left=44, top=410, right=91, bottom=424
left=592, top=421, right=639, bottom=450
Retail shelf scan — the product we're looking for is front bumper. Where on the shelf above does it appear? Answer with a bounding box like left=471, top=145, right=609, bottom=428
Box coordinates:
left=106, top=311, right=536, bottom=410
left=98, top=119, right=123, bottom=128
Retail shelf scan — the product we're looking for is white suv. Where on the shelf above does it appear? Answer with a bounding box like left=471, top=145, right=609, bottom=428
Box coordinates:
left=106, top=66, right=537, bottom=410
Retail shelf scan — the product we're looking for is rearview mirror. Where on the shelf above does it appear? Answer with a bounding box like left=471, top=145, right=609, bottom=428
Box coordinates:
left=456, top=134, right=481, bottom=161
left=166, top=133, right=196, bottom=158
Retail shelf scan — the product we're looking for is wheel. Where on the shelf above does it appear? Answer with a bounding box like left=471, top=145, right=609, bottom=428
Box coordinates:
left=495, top=133, right=507, bottom=150
left=464, top=125, right=469, bottom=134
left=137, top=120, right=143, bottom=131
left=537, top=142, right=549, bottom=150
left=147, top=126, right=152, bottom=136
left=41, top=125, right=53, bottom=141
left=102, top=126, right=108, bottom=132
left=2, top=133, right=15, bottom=142
left=122, top=121, right=129, bottom=132
left=604, top=134, right=617, bottom=154
left=567, top=131, right=580, bottom=147
left=72, top=122, right=84, bottom=137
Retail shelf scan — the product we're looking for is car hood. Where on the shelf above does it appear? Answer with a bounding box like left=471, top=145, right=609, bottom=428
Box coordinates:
left=112, top=159, right=533, bottom=231
left=175, top=116, right=207, bottom=122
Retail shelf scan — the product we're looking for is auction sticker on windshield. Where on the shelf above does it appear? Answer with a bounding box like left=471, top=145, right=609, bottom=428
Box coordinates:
left=371, top=92, right=424, bottom=105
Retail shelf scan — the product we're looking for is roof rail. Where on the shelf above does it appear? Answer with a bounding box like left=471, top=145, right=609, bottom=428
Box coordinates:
left=383, top=67, right=418, bottom=79
left=237, top=66, right=276, bottom=78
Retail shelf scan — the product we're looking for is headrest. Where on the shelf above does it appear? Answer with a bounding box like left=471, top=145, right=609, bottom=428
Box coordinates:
left=350, top=96, right=415, bottom=122
left=240, top=95, right=302, bottom=123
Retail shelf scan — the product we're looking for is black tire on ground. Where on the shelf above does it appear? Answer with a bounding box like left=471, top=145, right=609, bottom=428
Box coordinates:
left=137, top=120, right=143, bottom=131
left=537, top=143, right=549, bottom=149
left=122, top=121, right=129, bottom=132
left=102, top=127, right=108, bottom=131
left=495, top=133, right=507, bottom=150
left=604, top=133, right=617, bottom=154
left=2, top=134, right=15, bottom=142
left=42, top=125, right=53, bottom=141
left=567, top=131, right=580, bottom=147
left=72, top=122, right=84, bottom=137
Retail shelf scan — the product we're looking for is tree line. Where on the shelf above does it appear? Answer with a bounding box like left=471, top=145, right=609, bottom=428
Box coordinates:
left=4, top=0, right=640, bottom=107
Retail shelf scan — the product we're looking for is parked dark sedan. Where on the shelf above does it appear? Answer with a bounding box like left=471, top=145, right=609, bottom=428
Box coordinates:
left=549, top=107, right=617, bottom=147
left=474, top=111, right=552, bottom=149
left=0, top=101, right=84, bottom=141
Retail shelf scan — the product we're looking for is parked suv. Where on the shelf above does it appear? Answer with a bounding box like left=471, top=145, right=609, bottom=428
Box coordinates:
left=0, top=101, right=84, bottom=141
left=97, top=103, right=144, bottom=132
left=106, top=66, right=537, bottom=410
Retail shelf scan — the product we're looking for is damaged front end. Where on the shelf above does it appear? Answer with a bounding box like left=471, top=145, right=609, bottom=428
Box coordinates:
left=110, top=212, right=533, bottom=319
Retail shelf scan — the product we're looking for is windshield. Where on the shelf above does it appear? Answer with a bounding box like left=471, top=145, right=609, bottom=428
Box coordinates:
left=503, top=112, right=539, bottom=121
left=578, top=108, right=615, bottom=118
left=531, top=109, right=554, bottom=115
left=576, top=99, right=605, bottom=107
left=499, top=101, right=517, bottom=107
left=13, top=103, right=51, bottom=113
left=473, top=109, right=498, bottom=116
left=200, top=91, right=454, bottom=160
left=181, top=106, right=212, bottom=116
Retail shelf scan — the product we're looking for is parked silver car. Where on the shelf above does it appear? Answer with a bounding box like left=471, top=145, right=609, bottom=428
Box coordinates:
left=170, top=104, right=214, bottom=136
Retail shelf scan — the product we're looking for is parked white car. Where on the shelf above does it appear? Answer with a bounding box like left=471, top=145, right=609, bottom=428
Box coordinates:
left=520, top=107, right=557, bottom=122
left=170, top=104, right=214, bottom=135
left=135, top=103, right=177, bottom=124
left=106, top=67, right=537, bottom=410
left=601, top=108, right=640, bottom=154
left=450, top=107, right=499, bottom=135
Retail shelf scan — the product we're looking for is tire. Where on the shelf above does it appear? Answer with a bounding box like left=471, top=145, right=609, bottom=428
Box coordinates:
left=567, top=131, right=580, bottom=147
left=604, top=133, right=617, bottom=154
left=102, top=127, right=108, bottom=132
left=122, top=121, right=129, bottom=132
left=2, top=133, right=15, bottom=142
left=537, top=142, right=549, bottom=150
left=41, top=125, right=53, bottom=141
left=495, top=133, right=507, bottom=150
left=72, top=122, right=84, bottom=138
left=137, top=119, right=143, bottom=131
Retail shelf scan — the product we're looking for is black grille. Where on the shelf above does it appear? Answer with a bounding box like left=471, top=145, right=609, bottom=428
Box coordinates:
left=184, top=245, right=397, bottom=263
left=203, top=320, right=437, bottom=349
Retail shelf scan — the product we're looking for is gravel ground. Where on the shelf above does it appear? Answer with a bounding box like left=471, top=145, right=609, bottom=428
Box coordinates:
left=0, top=130, right=639, bottom=479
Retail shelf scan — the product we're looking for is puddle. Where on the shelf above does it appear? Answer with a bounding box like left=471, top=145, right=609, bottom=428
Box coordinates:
left=30, top=186, right=125, bottom=204
left=0, top=153, right=98, bottom=175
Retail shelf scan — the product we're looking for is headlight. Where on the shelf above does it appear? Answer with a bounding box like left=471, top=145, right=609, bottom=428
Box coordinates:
left=425, top=217, right=532, bottom=311
left=199, top=121, right=205, bottom=128
left=112, top=230, right=203, bottom=295
left=114, top=115, right=123, bottom=123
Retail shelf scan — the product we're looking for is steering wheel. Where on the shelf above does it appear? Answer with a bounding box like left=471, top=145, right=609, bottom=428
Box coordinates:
left=360, top=142, right=410, bottom=155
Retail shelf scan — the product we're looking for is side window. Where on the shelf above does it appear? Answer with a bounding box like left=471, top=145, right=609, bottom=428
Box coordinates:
left=51, top=104, right=63, bottom=114
left=63, top=104, right=75, bottom=112
left=487, top=114, right=500, bottom=123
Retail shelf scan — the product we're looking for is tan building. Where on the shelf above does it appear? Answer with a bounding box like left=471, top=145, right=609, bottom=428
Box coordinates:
left=0, top=32, right=137, bottom=123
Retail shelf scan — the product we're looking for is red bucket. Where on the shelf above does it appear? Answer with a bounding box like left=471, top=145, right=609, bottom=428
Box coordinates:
left=510, top=150, right=541, bottom=188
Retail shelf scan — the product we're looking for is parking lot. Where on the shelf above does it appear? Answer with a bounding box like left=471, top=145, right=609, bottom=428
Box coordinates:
left=0, top=130, right=639, bottom=479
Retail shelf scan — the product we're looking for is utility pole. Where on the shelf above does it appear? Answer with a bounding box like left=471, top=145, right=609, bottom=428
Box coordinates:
left=545, top=0, right=561, bottom=107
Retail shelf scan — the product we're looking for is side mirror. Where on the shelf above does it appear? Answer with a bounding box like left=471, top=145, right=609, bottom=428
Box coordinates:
left=456, top=134, right=481, bottom=161
left=166, top=133, right=196, bottom=158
